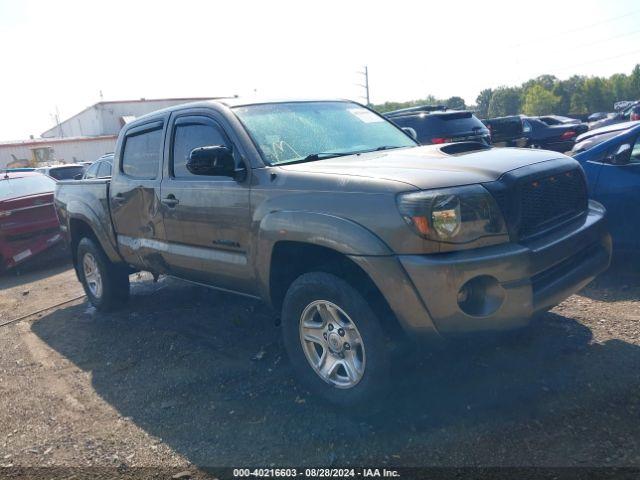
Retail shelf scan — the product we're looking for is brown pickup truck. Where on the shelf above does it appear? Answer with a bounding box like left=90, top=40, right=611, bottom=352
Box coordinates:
left=54, top=98, right=611, bottom=407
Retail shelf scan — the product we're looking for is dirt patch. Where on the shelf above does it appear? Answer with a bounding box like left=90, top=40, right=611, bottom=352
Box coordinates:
left=0, top=260, right=639, bottom=471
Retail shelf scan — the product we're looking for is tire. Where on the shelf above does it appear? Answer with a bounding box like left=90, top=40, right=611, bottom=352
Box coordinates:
left=281, top=272, right=391, bottom=408
left=76, top=237, right=130, bottom=312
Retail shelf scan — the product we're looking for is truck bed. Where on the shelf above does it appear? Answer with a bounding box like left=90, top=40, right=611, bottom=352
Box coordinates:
left=54, top=179, right=120, bottom=261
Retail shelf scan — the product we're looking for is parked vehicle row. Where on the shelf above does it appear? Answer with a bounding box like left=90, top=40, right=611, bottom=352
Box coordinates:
left=54, top=98, right=611, bottom=407
left=589, top=100, right=640, bottom=130
left=482, top=115, right=588, bottom=152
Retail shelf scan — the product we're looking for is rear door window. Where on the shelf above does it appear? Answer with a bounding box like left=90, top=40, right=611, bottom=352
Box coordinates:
left=122, top=127, right=163, bottom=179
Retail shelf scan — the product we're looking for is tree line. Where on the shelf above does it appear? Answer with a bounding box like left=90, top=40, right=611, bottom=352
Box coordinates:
left=373, top=64, right=640, bottom=119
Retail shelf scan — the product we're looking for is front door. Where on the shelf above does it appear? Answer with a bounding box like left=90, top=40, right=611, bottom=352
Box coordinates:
left=110, top=120, right=166, bottom=269
left=159, top=114, right=253, bottom=293
left=593, top=135, right=640, bottom=251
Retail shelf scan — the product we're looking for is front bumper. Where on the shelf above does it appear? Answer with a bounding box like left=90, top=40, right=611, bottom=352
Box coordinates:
left=351, top=201, right=611, bottom=337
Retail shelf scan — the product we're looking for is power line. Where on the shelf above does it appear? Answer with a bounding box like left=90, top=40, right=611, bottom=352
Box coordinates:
left=552, top=48, right=640, bottom=73
left=553, top=7, right=640, bottom=36
left=574, top=27, right=640, bottom=50
left=509, top=8, right=640, bottom=49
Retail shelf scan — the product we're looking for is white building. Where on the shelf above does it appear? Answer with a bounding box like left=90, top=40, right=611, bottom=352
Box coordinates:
left=1, top=97, right=221, bottom=168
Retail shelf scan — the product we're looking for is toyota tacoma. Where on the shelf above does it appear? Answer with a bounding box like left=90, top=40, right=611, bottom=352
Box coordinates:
left=54, top=99, right=611, bottom=406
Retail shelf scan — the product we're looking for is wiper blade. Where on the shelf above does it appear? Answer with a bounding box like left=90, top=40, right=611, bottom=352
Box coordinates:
left=277, top=146, right=405, bottom=166
left=278, top=151, right=361, bottom=165
left=374, top=145, right=404, bottom=151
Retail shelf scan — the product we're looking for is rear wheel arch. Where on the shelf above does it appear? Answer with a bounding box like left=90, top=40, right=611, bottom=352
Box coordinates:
left=69, top=218, right=99, bottom=268
left=68, top=215, right=122, bottom=268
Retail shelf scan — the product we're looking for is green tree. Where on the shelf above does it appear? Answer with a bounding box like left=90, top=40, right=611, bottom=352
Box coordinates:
left=582, top=77, right=612, bottom=113
left=522, top=84, right=561, bottom=115
left=628, top=64, right=640, bottom=98
left=608, top=73, right=629, bottom=101
left=445, top=96, right=466, bottom=110
left=522, top=74, right=559, bottom=91
left=569, top=92, right=588, bottom=115
left=475, top=88, right=493, bottom=118
left=487, top=87, right=522, bottom=117
left=373, top=95, right=443, bottom=113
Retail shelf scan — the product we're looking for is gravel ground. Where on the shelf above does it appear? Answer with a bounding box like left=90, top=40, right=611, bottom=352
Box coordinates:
left=0, top=251, right=639, bottom=475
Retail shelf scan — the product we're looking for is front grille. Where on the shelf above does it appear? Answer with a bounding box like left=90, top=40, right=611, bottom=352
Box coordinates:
left=519, top=169, right=587, bottom=238
left=488, top=167, right=588, bottom=241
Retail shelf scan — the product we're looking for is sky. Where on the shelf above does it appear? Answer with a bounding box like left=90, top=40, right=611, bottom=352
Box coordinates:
left=0, top=0, right=639, bottom=141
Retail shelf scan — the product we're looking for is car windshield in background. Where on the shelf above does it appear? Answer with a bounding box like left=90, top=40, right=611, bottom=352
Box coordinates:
left=49, top=166, right=85, bottom=180
left=0, top=175, right=56, bottom=201
left=233, top=101, right=416, bottom=165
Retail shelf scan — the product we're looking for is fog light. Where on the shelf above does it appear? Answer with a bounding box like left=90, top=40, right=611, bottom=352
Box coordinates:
left=457, top=275, right=505, bottom=317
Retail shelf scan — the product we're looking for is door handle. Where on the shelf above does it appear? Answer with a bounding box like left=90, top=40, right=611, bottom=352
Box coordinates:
left=113, top=193, right=125, bottom=204
left=161, top=195, right=179, bottom=207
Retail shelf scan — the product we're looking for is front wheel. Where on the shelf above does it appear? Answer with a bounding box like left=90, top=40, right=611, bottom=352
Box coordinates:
left=76, top=237, right=130, bottom=311
left=281, top=272, right=391, bottom=408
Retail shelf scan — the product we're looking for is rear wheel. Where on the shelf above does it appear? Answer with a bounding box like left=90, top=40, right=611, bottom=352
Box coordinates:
left=76, top=237, right=129, bottom=311
left=281, top=272, right=390, bottom=408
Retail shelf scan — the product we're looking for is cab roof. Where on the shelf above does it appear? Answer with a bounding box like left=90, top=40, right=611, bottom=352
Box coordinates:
left=129, top=98, right=359, bottom=126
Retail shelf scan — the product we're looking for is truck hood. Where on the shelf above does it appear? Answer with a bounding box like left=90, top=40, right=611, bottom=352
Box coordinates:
left=278, top=145, right=565, bottom=190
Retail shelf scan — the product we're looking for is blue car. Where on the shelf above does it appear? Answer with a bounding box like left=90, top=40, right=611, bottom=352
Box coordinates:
left=573, top=123, right=640, bottom=253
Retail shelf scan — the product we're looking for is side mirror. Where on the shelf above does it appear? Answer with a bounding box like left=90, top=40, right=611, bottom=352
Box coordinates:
left=402, top=127, right=418, bottom=141
left=187, top=145, right=236, bottom=177
left=74, top=173, right=83, bottom=180
left=606, top=143, right=631, bottom=165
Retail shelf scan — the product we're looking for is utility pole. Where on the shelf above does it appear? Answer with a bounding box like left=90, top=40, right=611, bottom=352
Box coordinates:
left=357, top=65, right=370, bottom=106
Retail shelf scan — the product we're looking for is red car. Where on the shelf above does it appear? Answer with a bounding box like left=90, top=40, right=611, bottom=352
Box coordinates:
left=0, top=171, right=62, bottom=271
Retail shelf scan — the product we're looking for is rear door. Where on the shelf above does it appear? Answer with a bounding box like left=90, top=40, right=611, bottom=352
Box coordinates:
left=159, top=112, right=253, bottom=293
left=592, top=134, right=640, bottom=251
left=109, top=119, right=166, bottom=269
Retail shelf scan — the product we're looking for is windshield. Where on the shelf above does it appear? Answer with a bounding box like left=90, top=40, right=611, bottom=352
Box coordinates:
left=0, top=175, right=56, bottom=201
left=233, top=101, right=416, bottom=165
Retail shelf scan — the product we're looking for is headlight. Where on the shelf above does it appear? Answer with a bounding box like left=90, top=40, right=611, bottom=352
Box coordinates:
left=397, top=185, right=506, bottom=243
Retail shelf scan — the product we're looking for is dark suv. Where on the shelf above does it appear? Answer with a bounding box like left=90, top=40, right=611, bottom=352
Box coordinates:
left=385, top=106, right=491, bottom=146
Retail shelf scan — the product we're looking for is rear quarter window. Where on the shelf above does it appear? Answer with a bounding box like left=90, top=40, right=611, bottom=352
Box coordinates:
left=121, top=127, right=163, bottom=179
